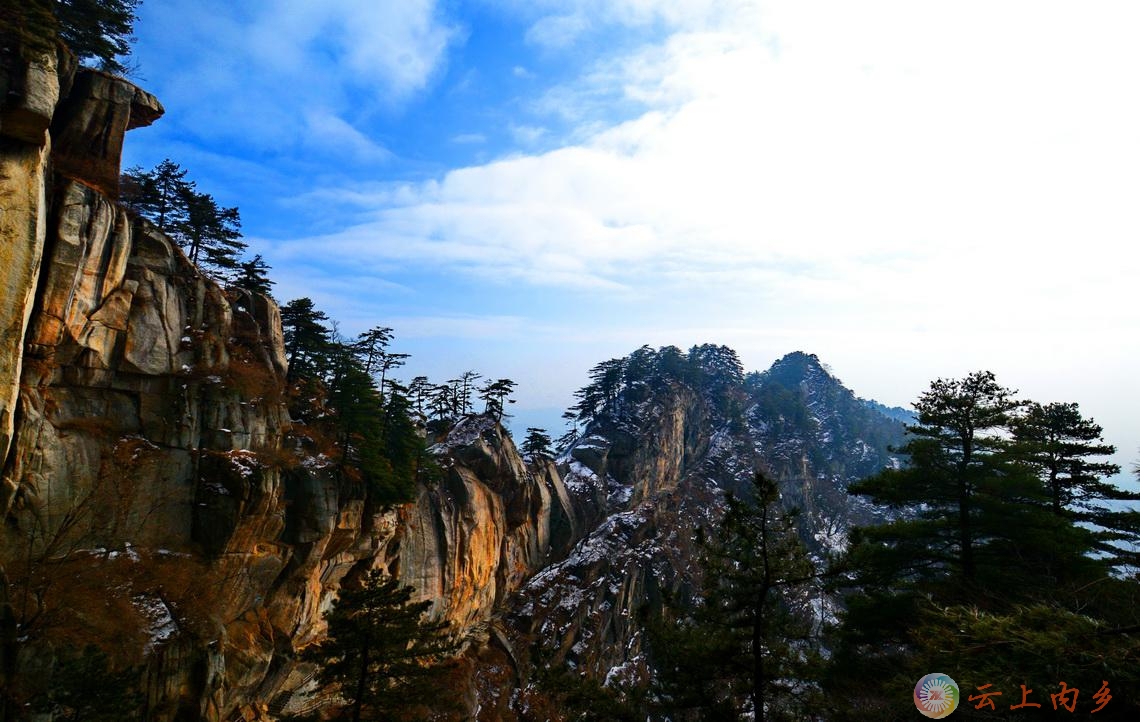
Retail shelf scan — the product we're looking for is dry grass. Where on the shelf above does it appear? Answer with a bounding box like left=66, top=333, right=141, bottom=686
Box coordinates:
left=222, top=353, right=283, bottom=403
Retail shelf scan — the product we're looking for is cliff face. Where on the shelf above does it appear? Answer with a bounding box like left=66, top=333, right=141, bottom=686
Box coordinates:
left=0, top=46, right=585, bottom=721
left=465, top=351, right=909, bottom=719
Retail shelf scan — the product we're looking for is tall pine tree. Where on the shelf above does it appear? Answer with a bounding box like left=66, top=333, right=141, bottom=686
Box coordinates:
left=1012, top=401, right=1139, bottom=571
left=847, top=371, right=1029, bottom=586
left=121, top=159, right=192, bottom=233
left=829, top=373, right=1127, bottom=718
left=304, top=570, right=457, bottom=722
left=178, top=189, right=244, bottom=278
left=280, top=298, right=333, bottom=382
left=655, top=472, right=821, bottom=721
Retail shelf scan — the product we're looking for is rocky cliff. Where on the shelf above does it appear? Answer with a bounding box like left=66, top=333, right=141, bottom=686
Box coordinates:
left=465, top=348, right=908, bottom=719
left=0, top=44, right=588, bottom=721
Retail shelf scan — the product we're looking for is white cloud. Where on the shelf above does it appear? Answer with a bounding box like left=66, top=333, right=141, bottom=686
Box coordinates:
left=508, top=124, right=549, bottom=145
left=515, top=0, right=754, bottom=48
left=303, top=111, right=392, bottom=163
left=257, top=0, right=1140, bottom=452
left=526, top=13, right=592, bottom=48
left=137, top=0, right=458, bottom=156
left=277, top=0, right=1140, bottom=337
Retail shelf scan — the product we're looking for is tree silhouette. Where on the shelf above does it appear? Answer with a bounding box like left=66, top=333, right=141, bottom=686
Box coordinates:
left=280, top=298, right=332, bottom=382
left=121, top=159, right=248, bottom=281
left=849, top=370, right=1024, bottom=582
left=122, top=159, right=191, bottom=233
left=3, top=0, right=140, bottom=73
left=521, top=427, right=553, bottom=460
left=478, top=378, right=517, bottom=422
left=1012, top=401, right=1139, bottom=572
left=54, top=0, right=140, bottom=73
left=304, top=570, right=457, bottom=722
left=231, top=254, right=274, bottom=297
left=662, top=472, right=820, bottom=720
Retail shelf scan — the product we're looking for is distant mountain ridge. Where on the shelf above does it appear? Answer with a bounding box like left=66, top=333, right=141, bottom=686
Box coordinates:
left=746, top=350, right=909, bottom=483
left=467, top=345, right=909, bottom=716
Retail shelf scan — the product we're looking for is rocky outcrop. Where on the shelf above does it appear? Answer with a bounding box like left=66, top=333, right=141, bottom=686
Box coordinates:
left=0, top=44, right=68, bottom=476
left=462, top=349, right=909, bottom=719
left=0, top=47, right=588, bottom=720
left=469, top=385, right=748, bottom=720
left=50, top=68, right=162, bottom=198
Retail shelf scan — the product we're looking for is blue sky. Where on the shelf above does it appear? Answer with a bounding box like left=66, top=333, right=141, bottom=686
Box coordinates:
left=122, top=1, right=1140, bottom=479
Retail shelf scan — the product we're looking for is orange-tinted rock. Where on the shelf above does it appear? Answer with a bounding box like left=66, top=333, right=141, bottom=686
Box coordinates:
left=49, top=68, right=163, bottom=198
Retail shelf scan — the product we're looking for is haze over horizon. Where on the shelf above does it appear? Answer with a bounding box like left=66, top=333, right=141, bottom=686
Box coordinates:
left=122, top=0, right=1140, bottom=483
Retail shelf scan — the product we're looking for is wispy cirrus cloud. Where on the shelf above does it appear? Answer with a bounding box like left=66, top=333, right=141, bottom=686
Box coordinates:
left=133, top=0, right=459, bottom=161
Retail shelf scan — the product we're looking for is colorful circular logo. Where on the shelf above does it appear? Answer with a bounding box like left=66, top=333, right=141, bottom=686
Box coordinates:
left=914, top=673, right=960, bottom=718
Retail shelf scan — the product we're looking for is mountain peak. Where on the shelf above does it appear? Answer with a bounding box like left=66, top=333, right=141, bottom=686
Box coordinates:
left=760, top=351, right=835, bottom=388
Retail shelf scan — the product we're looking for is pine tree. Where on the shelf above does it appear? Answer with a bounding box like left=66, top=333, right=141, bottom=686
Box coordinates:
left=406, top=376, right=431, bottom=423
left=1, top=1, right=61, bottom=62
left=655, top=472, right=820, bottom=720
left=1012, top=401, right=1126, bottom=513
left=479, top=378, right=517, bottom=422
left=231, top=254, right=274, bottom=297
left=1, top=0, right=139, bottom=73
left=280, top=298, right=333, bottom=382
left=325, top=348, right=387, bottom=495
left=1013, top=401, right=1140, bottom=571
left=373, top=383, right=432, bottom=505
left=428, top=383, right=454, bottom=424
left=121, top=160, right=246, bottom=280
left=305, top=570, right=458, bottom=722
left=829, top=374, right=1125, bottom=718
left=350, top=327, right=393, bottom=378
left=177, top=189, right=245, bottom=278
left=521, top=427, right=553, bottom=460
left=53, top=0, right=139, bottom=73
left=457, top=370, right=482, bottom=415
left=121, top=159, right=192, bottom=233
left=556, top=409, right=580, bottom=451
left=848, top=371, right=1027, bottom=585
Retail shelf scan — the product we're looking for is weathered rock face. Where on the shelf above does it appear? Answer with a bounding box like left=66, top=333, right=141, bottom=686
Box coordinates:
left=468, top=385, right=747, bottom=720
left=463, top=351, right=910, bottom=719
left=400, top=416, right=578, bottom=631
left=50, top=68, right=163, bottom=198
left=1, top=44, right=66, bottom=475
left=0, top=48, right=589, bottom=721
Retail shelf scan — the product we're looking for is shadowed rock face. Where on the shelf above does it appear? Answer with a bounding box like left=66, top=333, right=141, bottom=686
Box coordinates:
left=50, top=67, right=162, bottom=198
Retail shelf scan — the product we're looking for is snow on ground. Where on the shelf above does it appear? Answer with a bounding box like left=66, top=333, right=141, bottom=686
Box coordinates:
left=432, top=414, right=498, bottom=452
left=133, top=594, right=178, bottom=651
left=224, top=449, right=261, bottom=478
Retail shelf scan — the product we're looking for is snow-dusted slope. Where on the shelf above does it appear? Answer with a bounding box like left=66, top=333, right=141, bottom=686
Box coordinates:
left=471, top=347, right=908, bottom=718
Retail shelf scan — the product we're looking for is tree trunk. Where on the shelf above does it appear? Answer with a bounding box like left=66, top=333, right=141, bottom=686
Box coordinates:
left=752, top=614, right=765, bottom=722
left=352, top=642, right=370, bottom=722
left=958, top=437, right=975, bottom=579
